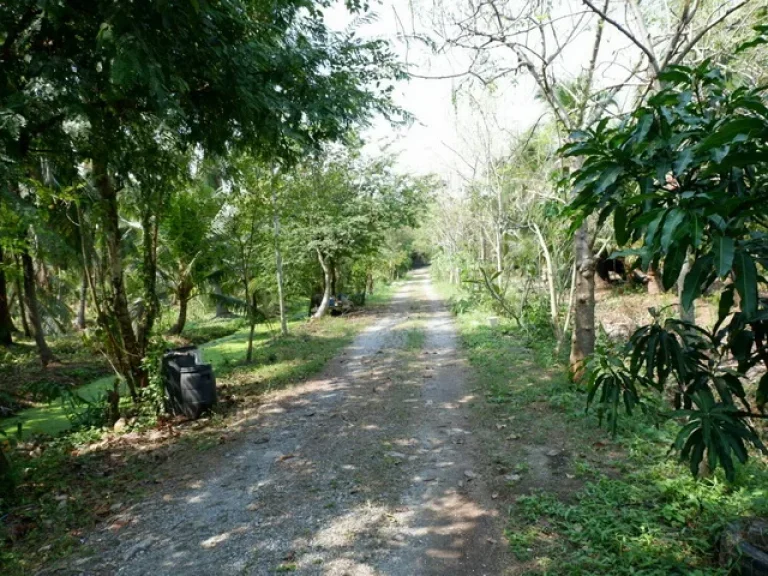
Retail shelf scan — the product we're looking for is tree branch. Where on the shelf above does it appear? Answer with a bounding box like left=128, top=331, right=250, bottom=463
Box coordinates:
left=671, top=0, right=752, bottom=65
left=580, top=0, right=660, bottom=75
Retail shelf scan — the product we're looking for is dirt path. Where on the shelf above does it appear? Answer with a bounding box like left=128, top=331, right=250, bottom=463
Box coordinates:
left=63, top=270, right=509, bottom=575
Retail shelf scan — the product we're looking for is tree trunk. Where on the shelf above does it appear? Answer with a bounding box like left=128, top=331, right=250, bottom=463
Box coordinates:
left=246, top=321, right=256, bottom=363
left=169, top=277, right=193, bottom=335
left=313, top=249, right=332, bottom=319
left=366, top=272, right=374, bottom=295
left=677, top=254, right=695, bottom=323
left=532, top=223, right=561, bottom=342
left=21, top=249, right=55, bottom=366
left=569, top=222, right=595, bottom=380
left=272, top=188, right=288, bottom=336
left=94, top=160, right=141, bottom=398
left=0, top=445, right=13, bottom=497
left=75, top=269, right=87, bottom=330
left=0, top=245, right=13, bottom=346
left=330, top=259, right=337, bottom=296
left=14, top=261, right=31, bottom=338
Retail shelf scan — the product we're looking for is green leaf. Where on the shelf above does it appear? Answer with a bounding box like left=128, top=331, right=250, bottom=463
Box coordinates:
left=714, top=235, right=735, bottom=278
left=614, top=205, right=629, bottom=246
left=733, top=251, right=758, bottom=318
left=718, top=286, right=735, bottom=323
left=662, top=243, right=686, bottom=291
left=660, top=209, right=685, bottom=252
left=682, top=255, right=713, bottom=310
left=595, top=165, right=623, bottom=194
left=700, top=117, right=763, bottom=150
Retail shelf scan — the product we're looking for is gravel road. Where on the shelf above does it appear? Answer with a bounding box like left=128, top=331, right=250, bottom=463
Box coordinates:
left=62, top=270, right=509, bottom=576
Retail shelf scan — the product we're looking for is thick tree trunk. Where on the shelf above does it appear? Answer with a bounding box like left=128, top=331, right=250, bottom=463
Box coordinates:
left=169, top=278, right=193, bottom=336
left=75, top=270, right=87, bottom=330
left=272, top=188, right=288, bottom=336
left=94, top=160, right=141, bottom=397
left=569, top=222, right=595, bottom=380
left=21, top=249, right=55, bottom=366
left=313, top=249, right=332, bottom=319
left=0, top=245, right=13, bottom=346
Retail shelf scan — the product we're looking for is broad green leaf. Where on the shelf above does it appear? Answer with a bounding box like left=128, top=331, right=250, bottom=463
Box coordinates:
left=682, top=254, right=713, bottom=310
left=733, top=251, right=758, bottom=318
left=662, top=243, right=686, bottom=291
left=700, top=117, right=763, bottom=150
left=718, top=286, right=735, bottom=323
left=660, top=209, right=685, bottom=252
left=714, top=235, right=735, bottom=278
left=614, top=205, right=629, bottom=246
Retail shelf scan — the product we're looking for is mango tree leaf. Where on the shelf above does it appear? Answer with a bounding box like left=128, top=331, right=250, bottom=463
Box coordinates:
left=682, top=254, right=713, bottom=311
left=662, top=243, right=686, bottom=291
left=714, top=235, right=735, bottom=278
left=614, top=205, right=629, bottom=246
left=661, top=208, right=685, bottom=252
left=700, top=117, right=763, bottom=150
left=733, top=251, right=758, bottom=319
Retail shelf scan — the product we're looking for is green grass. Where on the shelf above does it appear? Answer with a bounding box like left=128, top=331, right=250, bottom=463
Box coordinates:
left=440, top=283, right=768, bottom=575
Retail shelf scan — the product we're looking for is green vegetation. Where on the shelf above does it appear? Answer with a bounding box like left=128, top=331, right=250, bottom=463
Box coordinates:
left=0, top=294, right=391, bottom=576
left=444, top=287, right=768, bottom=574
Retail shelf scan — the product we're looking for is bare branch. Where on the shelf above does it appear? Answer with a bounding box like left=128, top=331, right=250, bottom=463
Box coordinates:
left=580, top=0, right=660, bottom=75
left=671, top=0, right=752, bottom=65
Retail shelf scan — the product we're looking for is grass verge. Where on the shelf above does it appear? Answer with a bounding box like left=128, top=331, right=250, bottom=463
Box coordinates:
left=441, top=284, right=768, bottom=576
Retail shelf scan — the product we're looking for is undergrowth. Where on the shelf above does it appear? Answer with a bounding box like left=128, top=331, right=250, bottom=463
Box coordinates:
left=0, top=291, right=394, bottom=576
left=439, top=280, right=768, bottom=575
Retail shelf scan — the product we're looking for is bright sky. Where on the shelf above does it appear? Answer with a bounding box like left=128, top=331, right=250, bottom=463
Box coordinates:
left=327, top=0, right=547, bottom=184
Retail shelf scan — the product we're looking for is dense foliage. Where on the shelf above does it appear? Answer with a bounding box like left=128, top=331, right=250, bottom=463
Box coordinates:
left=568, top=57, right=768, bottom=479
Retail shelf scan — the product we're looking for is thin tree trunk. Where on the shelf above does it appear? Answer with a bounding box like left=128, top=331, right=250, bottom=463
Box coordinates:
left=21, top=249, right=55, bottom=366
left=75, top=269, right=87, bottom=330
left=0, top=245, right=13, bottom=346
left=14, top=259, right=30, bottom=338
left=677, top=253, right=695, bottom=322
left=495, top=228, right=503, bottom=274
left=246, top=321, right=256, bottom=363
left=557, top=262, right=578, bottom=355
left=272, top=187, right=288, bottom=336
left=313, top=249, right=332, bottom=319
left=569, top=222, right=595, bottom=380
left=532, top=223, right=561, bottom=341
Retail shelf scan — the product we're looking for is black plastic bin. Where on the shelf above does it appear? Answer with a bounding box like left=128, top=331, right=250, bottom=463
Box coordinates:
left=162, top=347, right=217, bottom=419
